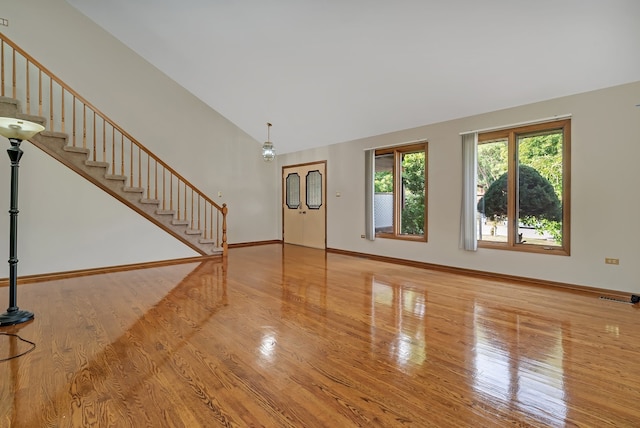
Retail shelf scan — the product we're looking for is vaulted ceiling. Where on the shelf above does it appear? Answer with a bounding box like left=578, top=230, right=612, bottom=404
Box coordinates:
left=65, top=0, right=640, bottom=154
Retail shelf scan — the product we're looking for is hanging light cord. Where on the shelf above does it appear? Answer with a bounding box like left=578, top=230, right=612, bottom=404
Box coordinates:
left=0, top=332, right=36, bottom=362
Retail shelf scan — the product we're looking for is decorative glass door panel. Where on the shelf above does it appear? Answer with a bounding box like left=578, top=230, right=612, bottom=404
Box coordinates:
left=306, top=170, right=322, bottom=209
left=286, top=173, right=300, bottom=209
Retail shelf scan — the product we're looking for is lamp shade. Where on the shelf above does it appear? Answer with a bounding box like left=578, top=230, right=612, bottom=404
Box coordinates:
left=0, top=117, right=45, bottom=140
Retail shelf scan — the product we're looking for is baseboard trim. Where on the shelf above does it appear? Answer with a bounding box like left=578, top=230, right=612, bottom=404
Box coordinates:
left=0, top=254, right=222, bottom=287
left=326, top=247, right=630, bottom=299
left=228, top=239, right=282, bottom=249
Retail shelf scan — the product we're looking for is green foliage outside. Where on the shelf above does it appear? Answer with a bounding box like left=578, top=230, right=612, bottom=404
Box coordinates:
left=477, top=133, right=563, bottom=242
left=401, top=152, right=425, bottom=235
left=477, top=142, right=508, bottom=192
left=374, top=152, right=425, bottom=235
left=519, top=133, right=564, bottom=197
left=375, top=171, right=393, bottom=193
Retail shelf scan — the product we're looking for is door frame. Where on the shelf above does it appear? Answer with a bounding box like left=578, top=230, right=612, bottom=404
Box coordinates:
left=282, top=160, right=327, bottom=248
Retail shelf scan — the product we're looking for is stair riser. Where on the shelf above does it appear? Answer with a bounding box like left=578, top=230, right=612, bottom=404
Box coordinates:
left=0, top=96, right=19, bottom=118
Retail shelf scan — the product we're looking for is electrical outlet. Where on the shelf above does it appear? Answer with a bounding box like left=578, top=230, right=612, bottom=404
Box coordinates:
left=0, top=18, right=8, bottom=27
left=605, top=258, right=619, bottom=265
left=361, top=234, right=365, bottom=238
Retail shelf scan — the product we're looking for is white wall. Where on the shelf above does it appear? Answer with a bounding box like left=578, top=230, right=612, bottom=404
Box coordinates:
left=279, top=82, right=640, bottom=293
left=0, top=0, right=279, bottom=275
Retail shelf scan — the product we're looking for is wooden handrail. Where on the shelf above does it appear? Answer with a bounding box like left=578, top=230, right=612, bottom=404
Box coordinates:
left=0, top=32, right=227, bottom=254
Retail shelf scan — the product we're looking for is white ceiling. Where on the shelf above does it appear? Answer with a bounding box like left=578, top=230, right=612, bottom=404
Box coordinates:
left=65, top=0, right=640, bottom=154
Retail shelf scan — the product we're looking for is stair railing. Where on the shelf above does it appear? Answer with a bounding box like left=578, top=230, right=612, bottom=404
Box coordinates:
left=0, top=32, right=227, bottom=256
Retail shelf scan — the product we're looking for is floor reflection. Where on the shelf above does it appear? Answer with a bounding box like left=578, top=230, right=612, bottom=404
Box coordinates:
left=473, top=304, right=568, bottom=425
left=370, top=277, right=428, bottom=367
left=259, top=329, right=278, bottom=364
left=280, top=244, right=328, bottom=319
left=367, top=269, right=571, bottom=425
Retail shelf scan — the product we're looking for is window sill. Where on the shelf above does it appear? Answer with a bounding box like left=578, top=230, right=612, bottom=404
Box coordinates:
left=478, top=241, right=569, bottom=256
left=376, top=234, right=427, bottom=243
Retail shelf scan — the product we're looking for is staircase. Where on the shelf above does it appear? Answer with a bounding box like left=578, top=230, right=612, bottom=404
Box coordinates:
left=0, top=33, right=227, bottom=257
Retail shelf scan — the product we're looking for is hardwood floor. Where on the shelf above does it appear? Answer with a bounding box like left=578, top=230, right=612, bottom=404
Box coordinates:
left=1, top=244, right=639, bottom=427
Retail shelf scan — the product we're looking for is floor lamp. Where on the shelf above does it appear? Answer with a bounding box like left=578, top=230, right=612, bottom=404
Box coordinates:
left=0, top=117, right=45, bottom=327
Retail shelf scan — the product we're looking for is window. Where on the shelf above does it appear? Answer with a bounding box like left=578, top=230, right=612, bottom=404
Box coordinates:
left=374, top=142, right=428, bottom=240
left=476, top=119, right=570, bottom=254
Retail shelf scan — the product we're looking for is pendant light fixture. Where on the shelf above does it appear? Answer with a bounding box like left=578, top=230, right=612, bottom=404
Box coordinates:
left=262, top=122, right=275, bottom=162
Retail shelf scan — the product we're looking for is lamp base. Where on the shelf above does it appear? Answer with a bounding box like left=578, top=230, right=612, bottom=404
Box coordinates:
left=0, top=309, right=34, bottom=326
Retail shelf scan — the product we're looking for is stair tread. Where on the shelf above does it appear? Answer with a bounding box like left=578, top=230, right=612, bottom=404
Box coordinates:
left=171, top=219, right=190, bottom=225
left=0, top=96, right=19, bottom=106
left=39, top=130, right=68, bottom=139
left=105, top=174, right=127, bottom=181
left=140, top=198, right=160, bottom=205
left=185, top=229, right=202, bottom=235
left=198, top=238, right=217, bottom=244
left=123, top=186, right=144, bottom=193
left=63, top=146, right=90, bottom=154
left=86, top=160, right=109, bottom=168
left=16, top=112, right=46, bottom=126
left=156, top=209, right=176, bottom=215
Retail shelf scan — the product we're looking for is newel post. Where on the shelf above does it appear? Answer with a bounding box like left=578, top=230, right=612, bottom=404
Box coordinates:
left=222, top=203, right=228, bottom=257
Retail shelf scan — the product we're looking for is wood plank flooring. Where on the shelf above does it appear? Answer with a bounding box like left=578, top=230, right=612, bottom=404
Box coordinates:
left=1, top=244, right=639, bottom=427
